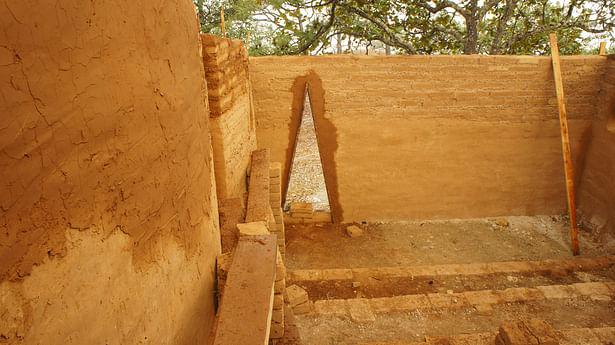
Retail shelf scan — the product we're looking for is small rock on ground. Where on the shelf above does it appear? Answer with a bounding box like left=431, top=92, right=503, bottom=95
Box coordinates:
left=346, top=225, right=363, bottom=238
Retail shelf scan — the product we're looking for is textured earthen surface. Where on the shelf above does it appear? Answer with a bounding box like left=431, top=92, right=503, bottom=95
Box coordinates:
left=219, top=198, right=246, bottom=253
left=250, top=55, right=607, bottom=223
left=246, top=149, right=272, bottom=223
left=202, top=34, right=257, bottom=200
left=577, top=55, right=615, bottom=237
left=0, top=0, right=220, bottom=343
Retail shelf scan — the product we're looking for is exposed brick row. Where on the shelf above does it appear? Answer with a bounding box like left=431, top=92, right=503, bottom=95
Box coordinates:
left=201, top=34, right=256, bottom=200
left=201, top=33, right=251, bottom=117
left=287, top=255, right=615, bottom=282
left=310, top=281, right=615, bottom=317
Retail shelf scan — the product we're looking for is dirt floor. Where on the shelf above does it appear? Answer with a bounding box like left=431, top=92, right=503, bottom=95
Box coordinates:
left=296, top=299, right=615, bottom=345
left=285, top=215, right=615, bottom=270
left=284, top=91, right=330, bottom=212
left=285, top=215, right=615, bottom=345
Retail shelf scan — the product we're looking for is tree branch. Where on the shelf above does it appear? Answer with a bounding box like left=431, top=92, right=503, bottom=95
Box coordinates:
left=490, top=0, right=517, bottom=54
left=290, top=0, right=339, bottom=54
left=338, top=3, right=418, bottom=54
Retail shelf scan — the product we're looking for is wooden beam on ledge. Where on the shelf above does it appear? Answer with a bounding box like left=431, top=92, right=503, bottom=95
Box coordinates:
left=599, top=42, right=607, bottom=55
left=213, top=235, right=277, bottom=345
left=549, top=33, right=580, bottom=256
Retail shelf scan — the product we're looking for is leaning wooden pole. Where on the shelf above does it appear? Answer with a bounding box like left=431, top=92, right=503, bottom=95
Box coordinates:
left=221, top=8, right=226, bottom=37
left=549, top=33, right=580, bottom=256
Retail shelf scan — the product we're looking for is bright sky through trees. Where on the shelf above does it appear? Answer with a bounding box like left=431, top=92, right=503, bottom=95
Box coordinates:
left=195, top=0, right=614, bottom=55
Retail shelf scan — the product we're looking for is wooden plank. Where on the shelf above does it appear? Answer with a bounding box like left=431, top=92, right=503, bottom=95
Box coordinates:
left=246, top=149, right=271, bottom=223
left=213, top=235, right=277, bottom=345
left=221, top=8, right=226, bottom=38
left=599, top=42, right=606, bottom=55
left=549, top=33, right=580, bottom=256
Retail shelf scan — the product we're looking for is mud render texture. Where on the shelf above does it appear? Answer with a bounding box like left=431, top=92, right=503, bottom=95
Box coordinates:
left=1, top=2, right=615, bottom=344
left=202, top=34, right=257, bottom=200
left=0, top=1, right=220, bottom=344
left=576, top=56, right=615, bottom=238
left=250, top=55, right=615, bottom=234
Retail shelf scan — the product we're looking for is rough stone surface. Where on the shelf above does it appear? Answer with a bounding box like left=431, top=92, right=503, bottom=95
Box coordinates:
left=346, top=225, right=364, bottom=238
left=238, top=221, right=270, bottom=237
left=287, top=284, right=309, bottom=306
left=293, top=301, right=311, bottom=315
left=497, top=319, right=559, bottom=345
left=348, top=299, right=376, bottom=323
left=571, top=282, right=611, bottom=296
left=313, top=300, right=347, bottom=316
left=537, top=285, right=578, bottom=299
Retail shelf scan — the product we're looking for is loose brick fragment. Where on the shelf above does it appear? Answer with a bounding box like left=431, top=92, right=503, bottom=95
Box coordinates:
left=348, top=299, right=376, bottom=323
left=286, top=285, right=309, bottom=306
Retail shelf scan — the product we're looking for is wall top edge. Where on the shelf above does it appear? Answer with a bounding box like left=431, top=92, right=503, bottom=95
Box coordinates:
left=249, top=54, right=607, bottom=61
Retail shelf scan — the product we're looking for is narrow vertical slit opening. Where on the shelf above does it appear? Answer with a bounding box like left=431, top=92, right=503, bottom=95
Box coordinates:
left=284, top=85, right=331, bottom=213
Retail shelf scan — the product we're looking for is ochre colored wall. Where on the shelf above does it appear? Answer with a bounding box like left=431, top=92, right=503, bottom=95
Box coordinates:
left=202, top=34, right=257, bottom=200
left=578, top=56, right=615, bottom=237
left=0, top=1, right=220, bottom=344
left=250, top=55, right=606, bottom=223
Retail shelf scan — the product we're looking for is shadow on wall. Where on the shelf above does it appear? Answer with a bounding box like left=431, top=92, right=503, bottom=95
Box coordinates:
left=608, top=92, right=615, bottom=133
left=288, top=71, right=342, bottom=222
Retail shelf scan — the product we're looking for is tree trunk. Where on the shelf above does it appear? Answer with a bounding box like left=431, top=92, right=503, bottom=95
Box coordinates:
left=490, top=0, right=516, bottom=55
left=464, top=17, right=479, bottom=54
left=336, top=34, right=342, bottom=54
left=385, top=44, right=391, bottom=55
left=463, top=0, right=479, bottom=54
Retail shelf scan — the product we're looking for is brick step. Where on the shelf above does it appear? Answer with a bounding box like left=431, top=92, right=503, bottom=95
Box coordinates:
left=306, top=281, right=614, bottom=318
left=360, top=327, right=615, bottom=345
left=294, top=287, right=615, bottom=345
left=287, top=256, right=615, bottom=300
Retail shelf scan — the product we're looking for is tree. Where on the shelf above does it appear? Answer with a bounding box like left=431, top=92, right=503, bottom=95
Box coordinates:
left=195, top=0, right=615, bottom=55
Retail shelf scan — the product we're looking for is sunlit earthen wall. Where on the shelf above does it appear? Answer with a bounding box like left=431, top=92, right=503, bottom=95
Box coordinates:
left=578, top=55, right=615, bottom=237
left=250, top=55, right=607, bottom=224
left=0, top=1, right=220, bottom=344
left=202, top=34, right=257, bottom=200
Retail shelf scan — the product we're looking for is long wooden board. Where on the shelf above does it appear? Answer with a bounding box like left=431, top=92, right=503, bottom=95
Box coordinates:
left=549, top=33, right=580, bottom=256
left=213, top=235, right=277, bottom=345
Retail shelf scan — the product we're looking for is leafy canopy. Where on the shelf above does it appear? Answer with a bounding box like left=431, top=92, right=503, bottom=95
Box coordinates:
left=195, top=0, right=615, bottom=55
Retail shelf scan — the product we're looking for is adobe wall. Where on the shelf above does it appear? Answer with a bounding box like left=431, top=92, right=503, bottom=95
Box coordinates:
left=202, top=34, right=257, bottom=200
left=577, top=56, right=615, bottom=237
left=0, top=1, right=220, bottom=344
left=250, top=55, right=606, bottom=223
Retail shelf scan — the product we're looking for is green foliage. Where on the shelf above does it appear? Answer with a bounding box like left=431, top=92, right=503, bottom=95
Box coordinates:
left=194, top=0, right=615, bottom=56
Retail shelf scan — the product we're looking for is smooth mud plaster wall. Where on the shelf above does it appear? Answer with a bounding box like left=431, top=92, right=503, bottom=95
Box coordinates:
left=250, top=55, right=606, bottom=222
left=0, top=1, right=220, bottom=344
left=578, top=55, right=615, bottom=237
left=202, top=34, right=257, bottom=200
